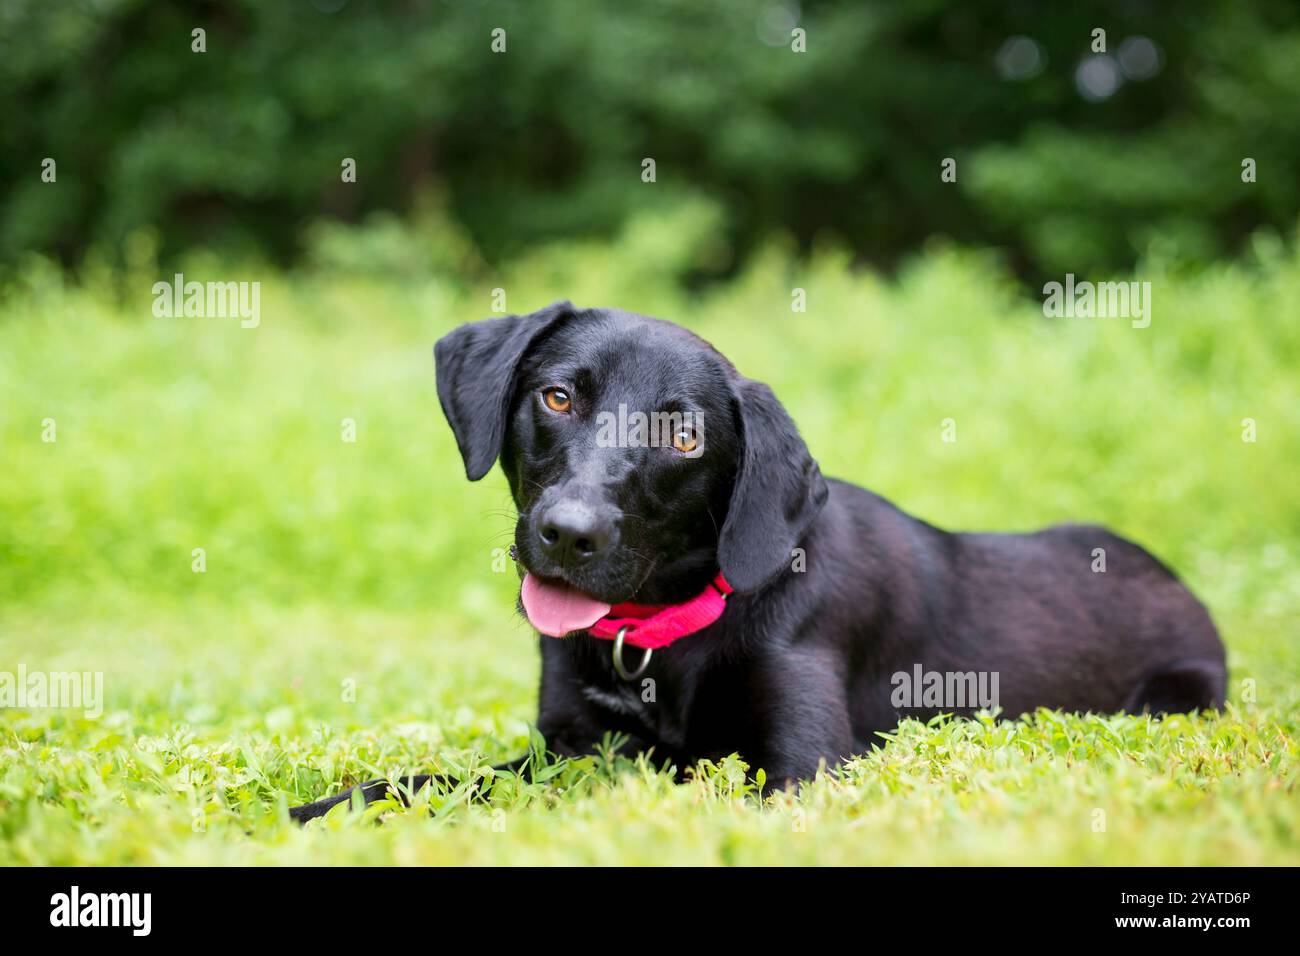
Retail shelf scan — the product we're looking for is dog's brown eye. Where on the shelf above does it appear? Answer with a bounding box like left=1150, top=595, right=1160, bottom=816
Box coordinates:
left=542, top=387, right=572, bottom=413
left=672, top=426, right=698, bottom=454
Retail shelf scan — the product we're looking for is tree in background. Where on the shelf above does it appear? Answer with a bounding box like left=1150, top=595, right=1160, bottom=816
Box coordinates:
left=2, top=0, right=1297, bottom=282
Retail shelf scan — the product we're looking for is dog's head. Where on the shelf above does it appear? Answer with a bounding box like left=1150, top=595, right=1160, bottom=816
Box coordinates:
left=435, top=302, right=827, bottom=635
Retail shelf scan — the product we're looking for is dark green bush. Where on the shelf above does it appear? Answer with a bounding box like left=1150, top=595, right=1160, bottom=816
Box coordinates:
left=2, top=0, right=1297, bottom=280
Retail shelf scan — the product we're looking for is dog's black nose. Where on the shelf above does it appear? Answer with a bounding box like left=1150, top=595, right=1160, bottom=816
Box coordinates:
left=536, top=501, right=616, bottom=564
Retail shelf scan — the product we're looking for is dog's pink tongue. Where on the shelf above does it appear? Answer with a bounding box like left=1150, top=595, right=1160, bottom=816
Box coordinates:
left=521, top=573, right=612, bottom=637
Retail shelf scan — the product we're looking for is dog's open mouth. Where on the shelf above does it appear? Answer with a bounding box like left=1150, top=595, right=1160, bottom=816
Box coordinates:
left=520, top=572, right=612, bottom=637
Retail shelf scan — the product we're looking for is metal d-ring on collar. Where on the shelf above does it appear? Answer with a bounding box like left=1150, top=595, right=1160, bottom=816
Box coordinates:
left=612, top=626, right=653, bottom=681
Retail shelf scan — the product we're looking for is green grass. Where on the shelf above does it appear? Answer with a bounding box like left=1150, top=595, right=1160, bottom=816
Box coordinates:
left=2, top=212, right=1298, bottom=864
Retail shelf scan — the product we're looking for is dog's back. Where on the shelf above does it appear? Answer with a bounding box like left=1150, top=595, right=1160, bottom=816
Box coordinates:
left=817, top=482, right=1226, bottom=727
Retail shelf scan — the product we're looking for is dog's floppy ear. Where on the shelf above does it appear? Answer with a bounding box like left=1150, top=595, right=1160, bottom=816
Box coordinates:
left=718, top=378, right=829, bottom=592
left=434, top=301, right=574, bottom=480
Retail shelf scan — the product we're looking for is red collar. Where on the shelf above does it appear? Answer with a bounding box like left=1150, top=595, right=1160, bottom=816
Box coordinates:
left=587, top=573, right=733, bottom=650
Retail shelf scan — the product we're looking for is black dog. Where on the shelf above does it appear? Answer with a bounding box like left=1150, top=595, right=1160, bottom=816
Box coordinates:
left=289, top=302, right=1225, bottom=822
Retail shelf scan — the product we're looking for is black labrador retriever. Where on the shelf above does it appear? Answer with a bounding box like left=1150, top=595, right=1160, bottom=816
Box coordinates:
left=289, top=301, right=1225, bottom=822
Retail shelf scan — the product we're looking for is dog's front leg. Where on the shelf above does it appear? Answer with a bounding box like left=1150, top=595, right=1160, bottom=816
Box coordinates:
left=535, top=638, right=660, bottom=761
left=749, top=644, right=853, bottom=792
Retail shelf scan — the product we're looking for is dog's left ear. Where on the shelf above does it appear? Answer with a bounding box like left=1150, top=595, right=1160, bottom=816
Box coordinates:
left=434, top=301, right=575, bottom=480
left=718, top=379, right=829, bottom=592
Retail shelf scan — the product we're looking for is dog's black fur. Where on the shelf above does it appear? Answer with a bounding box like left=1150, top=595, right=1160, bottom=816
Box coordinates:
left=290, top=302, right=1225, bottom=822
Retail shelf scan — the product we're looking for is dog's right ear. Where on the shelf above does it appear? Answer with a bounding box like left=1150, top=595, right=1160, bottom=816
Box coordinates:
left=434, top=301, right=574, bottom=480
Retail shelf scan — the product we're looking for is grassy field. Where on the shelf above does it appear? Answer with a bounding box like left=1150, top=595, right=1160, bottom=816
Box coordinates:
left=2, top=213, right=1298, bottom=865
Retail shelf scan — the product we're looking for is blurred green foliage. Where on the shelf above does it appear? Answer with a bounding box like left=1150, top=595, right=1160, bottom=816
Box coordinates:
left=5, top=202, right=1299, bottom=612
left=2, top=0, right=1297, bottom=279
